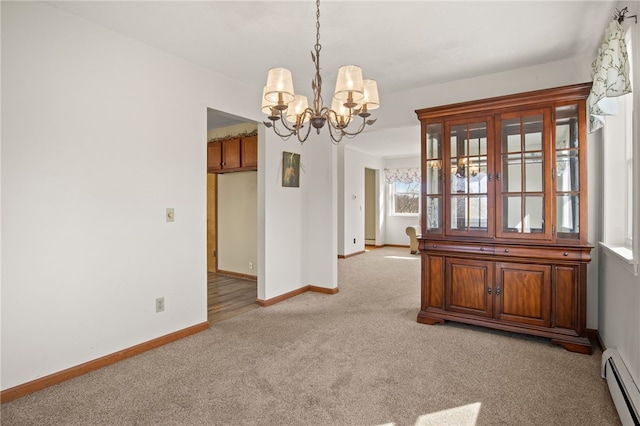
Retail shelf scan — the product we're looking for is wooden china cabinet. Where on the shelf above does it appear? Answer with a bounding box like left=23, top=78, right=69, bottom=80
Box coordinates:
left=415, top=83, right=593, bottom=354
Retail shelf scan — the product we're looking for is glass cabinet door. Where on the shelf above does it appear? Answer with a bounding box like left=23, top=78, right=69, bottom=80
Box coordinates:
left=496, top=109, right=552, bottom=240
left=445, top=118, right=493, bottom=237
left=424, top=123, right=443, bottom=234
left=555, top=104, right=581, bottom=240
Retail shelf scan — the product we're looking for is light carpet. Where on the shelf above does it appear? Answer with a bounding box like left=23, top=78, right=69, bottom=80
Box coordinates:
left=1, top=247, right=619, bottom=425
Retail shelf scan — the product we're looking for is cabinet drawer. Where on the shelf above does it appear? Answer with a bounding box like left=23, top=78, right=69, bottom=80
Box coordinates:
left=423, top=240, right=494, bottom=255
left=493, top=245, right=585, bottom=261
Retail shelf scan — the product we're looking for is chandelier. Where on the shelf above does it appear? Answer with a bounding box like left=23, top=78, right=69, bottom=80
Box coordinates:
left=261, top=0, right=379, bottom=144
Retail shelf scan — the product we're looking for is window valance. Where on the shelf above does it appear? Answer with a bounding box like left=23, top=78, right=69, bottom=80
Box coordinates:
left=587, top=20, right=632, bottom=133
left=384, top=168, right=421, bottom=184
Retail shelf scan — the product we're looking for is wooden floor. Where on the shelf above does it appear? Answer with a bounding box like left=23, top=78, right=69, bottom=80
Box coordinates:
left=208, top=272, right=259, bottom=325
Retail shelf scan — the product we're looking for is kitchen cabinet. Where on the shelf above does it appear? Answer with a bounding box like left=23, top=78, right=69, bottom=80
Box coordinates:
left=207, top=135, right=257, bottom=173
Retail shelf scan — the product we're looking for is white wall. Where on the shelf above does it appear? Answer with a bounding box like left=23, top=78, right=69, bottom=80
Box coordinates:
left=597, top=0, right=640, bottom=387
left=339, top=146, right=384, bottom=256
left=378, top=54, right=596, bottom=130
left=259, top=130, right=338, bottom=300
left=303, top=135, right=338, bottom=289
left=1, top=1, right=336, bottom=391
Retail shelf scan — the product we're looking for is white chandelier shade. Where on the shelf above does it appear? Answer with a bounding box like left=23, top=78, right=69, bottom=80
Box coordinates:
left=264, top=67, right=295, bottom=106
left=330, top=97, right=351, bottom=128
left=362, top=79, right=380, bottom=111
left=286, top=95, right=310, bottom=124
left=333, top=65, right=365, bottom=106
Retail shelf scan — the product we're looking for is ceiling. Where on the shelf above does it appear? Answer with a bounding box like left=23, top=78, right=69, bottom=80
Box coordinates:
left=46, top=1, right=614, bottom=157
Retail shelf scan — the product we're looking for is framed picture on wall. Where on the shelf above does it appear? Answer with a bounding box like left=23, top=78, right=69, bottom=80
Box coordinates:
left=282, top=151, right=300, bottom=187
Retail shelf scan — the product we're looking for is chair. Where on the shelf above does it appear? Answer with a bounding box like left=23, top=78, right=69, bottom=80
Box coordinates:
left=405, top=225, right=421, bottom=254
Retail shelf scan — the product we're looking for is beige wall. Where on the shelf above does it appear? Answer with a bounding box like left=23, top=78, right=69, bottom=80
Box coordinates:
left=218, top=171, right=258, bottom=276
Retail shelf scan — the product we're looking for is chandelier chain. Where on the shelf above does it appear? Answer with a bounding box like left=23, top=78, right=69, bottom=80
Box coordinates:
left=312, top=0, right=323, bottom=116
left=315, top=0, right=321, bottom=50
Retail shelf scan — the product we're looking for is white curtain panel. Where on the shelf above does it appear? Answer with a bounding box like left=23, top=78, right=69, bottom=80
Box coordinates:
left=588, top=20, right=632, bottom=133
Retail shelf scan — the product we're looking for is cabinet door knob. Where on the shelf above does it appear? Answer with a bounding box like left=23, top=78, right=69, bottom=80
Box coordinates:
left=504, top=249, right=509, bottom=253
left=563, top=252, right=569, bottom=256
left=480, top=247, right=484, bottom=251
left=496, top=287, right=501, bottom=295
left=487, top=287, right=492, bottom=295
left=433, top=244, right=437, bottom=248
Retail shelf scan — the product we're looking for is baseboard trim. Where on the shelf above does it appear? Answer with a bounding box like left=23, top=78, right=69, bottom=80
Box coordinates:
left=216, top=269, right=257, bottom=281
left=339, top=245, right=412, bottom=258
left=589, top=329, right=606, bottom=352
left=1, top=321, right=210, bottom=404
left=338, top=250, right=365, bottom=259
left=257, top=285, right=338, bottom=307
left=309, top=285, right=339, bottom=295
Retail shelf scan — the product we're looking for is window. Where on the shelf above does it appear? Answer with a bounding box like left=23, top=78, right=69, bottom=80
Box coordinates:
left=384, top=167, right=421, bottom=216
left=601, top=25, right=638, bottom=275
left=391, top=181, right=420, bottom=215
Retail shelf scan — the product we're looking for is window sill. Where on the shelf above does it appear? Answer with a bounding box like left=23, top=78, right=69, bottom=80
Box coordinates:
left=598, top=242, right=639, bottom=276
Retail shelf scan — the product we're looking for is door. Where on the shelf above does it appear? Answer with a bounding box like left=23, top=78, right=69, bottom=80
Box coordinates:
left=207, top=173, right=217, bottom=272
left=364, top=168, right=377, bottom=245
left=445, top=257, right=494, bottom=318
left=222, top=138, right=241, bottom=169
left=495, top=262, right=551, bottom=327
left=444, top=117, right=494, bottom=239
left=495, top=109, right=553, bottom=241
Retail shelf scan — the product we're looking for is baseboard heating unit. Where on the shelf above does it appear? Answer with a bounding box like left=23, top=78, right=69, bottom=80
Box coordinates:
left=602, top=349, right=640, bottom=425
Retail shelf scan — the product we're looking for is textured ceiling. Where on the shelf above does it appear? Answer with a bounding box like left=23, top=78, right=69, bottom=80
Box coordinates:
left=47, top=1, right=615, bottom=157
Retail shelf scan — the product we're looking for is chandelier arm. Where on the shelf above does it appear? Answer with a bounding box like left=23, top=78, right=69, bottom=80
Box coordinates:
left=268, top=113, right=299, bottom=140
left=341, top=118, right=368, bottom=137
left=329, top=115, right=374, bottom=139
left=271, top=122, right=295, bottom=140
left=278, top=113, right=299, bottom=134
left=325, top=120, right=346, bottom=144
left=296, top=120, right=313, bottom=144
left=293, top=108, right=314, bottom=144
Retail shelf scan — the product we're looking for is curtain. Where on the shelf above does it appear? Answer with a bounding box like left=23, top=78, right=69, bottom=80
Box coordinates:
left=588, top=20, right=632, bottom=133
left=384, top=168, right=421, bottom=184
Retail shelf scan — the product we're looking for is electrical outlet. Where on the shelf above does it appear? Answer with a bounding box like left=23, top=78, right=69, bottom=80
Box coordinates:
left=249, top=262, right=254, bottom=270
left=156, top=297, right=165, bottom=313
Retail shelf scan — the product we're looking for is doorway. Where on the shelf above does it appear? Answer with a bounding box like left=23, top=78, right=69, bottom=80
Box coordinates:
left=364, top=168, right=377, bottom=246
left=206, top=108, right=259, bottom=324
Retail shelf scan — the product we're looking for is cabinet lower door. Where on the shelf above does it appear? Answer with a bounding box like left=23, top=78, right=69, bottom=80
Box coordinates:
left=552, top=265, right=579, bottom=331
left=495, top=262, right=551, bottom=327
left=445, top=258, right=493, bottom=317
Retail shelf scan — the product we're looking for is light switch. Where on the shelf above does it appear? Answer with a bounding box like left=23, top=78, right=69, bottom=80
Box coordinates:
left=166, top=208, right=175, bottom=222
